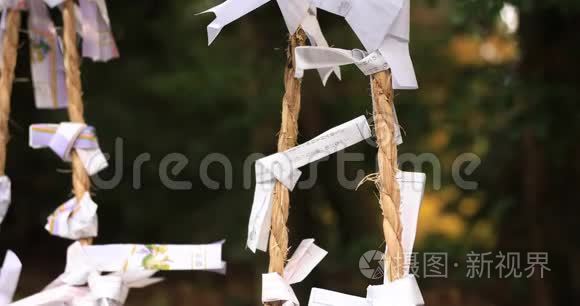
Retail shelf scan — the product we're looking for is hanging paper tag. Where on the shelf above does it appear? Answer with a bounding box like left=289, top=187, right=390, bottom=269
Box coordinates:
left=0, top=251, right=21, bottom=304
left=248, top=116, right=372, bottom=252
left=28, top=0, right=68, bottom=109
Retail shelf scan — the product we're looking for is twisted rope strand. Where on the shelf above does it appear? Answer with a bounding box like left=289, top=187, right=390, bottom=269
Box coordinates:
left=0, top=10, right=21, bottom=175
left=371, top=70, right=404, bottom=281
left=63, top=0, right=92, bottom=245
left=265, top=28, right=306, bottom=306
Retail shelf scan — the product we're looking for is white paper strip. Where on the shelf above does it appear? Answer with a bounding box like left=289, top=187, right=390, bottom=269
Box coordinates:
left=0, top=176, right=11, bottom=226
left=81, top=241, right=227, bottom=272
left=312, top=0, right=407, bottom=52
left=200, top=0, right=310, bottom=45
left=0, top=251, right=21, bottom=305
left=392, top=171, right=426, bottom=277
left=299, top=8, right=341, bottom=84
left=308, top=275, right=423, bottom=306
left=367, top=275, right=424, bottom=305
left=263, top=239, right=327, bottom=306
left=309, top=288, right=367, bottom=306
left=298, top=0, right=417, bottom=89
left=248, top=116, right=372, bottom=252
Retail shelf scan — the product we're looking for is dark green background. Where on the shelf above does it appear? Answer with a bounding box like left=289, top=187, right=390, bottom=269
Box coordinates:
left=1, top=0, right=579, bottom=305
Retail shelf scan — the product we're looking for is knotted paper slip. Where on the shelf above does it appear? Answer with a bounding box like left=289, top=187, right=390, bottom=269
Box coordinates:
left=0, top=176, right=11, bottom=226
left=263, top=239, right=327, bottom=306
left=29, top=123, right=108, bottom=176
left=296, top=0, right=417, bottom=89
left=308, top=171, right=426, bottom=306
left=199, top=0, right=340, bottom=83
left=0, top=251, right=21, bottom=305
left=10, top=241, right=226, bottom=306
left=248, top=115, right=372, bottom=252
left=46, top=191, right=98, bottom=240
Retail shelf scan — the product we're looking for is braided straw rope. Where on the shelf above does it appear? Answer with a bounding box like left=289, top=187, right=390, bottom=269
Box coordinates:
left=371, top=70, right=404, bottom=282
left=265, top=29, right=306, bottom=306
left=0, top=10, right=21, bottom=175
left=63, top=0, right=92, bottom=245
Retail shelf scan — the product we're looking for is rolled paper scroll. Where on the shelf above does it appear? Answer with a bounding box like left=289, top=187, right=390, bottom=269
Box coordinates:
left=262, top=239, right=327, bottom=306
left=0, top=175, right=10, bottom=226
left=45, top=191, right=98, bottom=240
left=28, top=0, right=69, bottom=109
left=199, top=0, right=340, bottom=82
left=307, top=171, right=426, bottom=305
left=247, top=115, right=372, bottom=252
left=29, top=122, right=108, bottom=176
left=0, top=251, right=21, bottom=305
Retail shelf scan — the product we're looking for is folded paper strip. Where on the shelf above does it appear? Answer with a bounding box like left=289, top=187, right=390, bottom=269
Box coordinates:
left=28, top=0, right=69, bottom=109
left=10, top=241, right=227, bottom=305
left=299, top=0, right=417, bottom=89
left=0, top=176, right=11, bottom=226
left=199, top=0, right=340, bottom=83
left=0, top=251, right=22, bottom=305
left=45, top=191, right=98, bottom=240
left=29, top=122, right=108, bottom=176
left=0, top=0, right=118, bottom=108
left=262, top=239, right=327, bottom=306
left=247, top=115, right=372, bottom=252
left=307, top=171, right=426, bottom=306
left=77, top=0, right=119, bottom=62
left=309, top=275, right=424, bottom=306
left=42, top=0, right=119, bottom=62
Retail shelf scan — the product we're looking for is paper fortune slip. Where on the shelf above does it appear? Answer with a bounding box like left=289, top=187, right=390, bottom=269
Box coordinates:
left=28, top=0, right=69, bottom=109
left=298, top=0, right=417, bottom=89
left=10, top=241, right=226, bottom=306
left=388, top=171, right=426, bottom=278
left=262, top=239, right=327, bottom=306
left=308, top=171, right=427, bottom=306
left=29, top=122, right=108, bottom=176
left=45, top=192, right=98, bottom=240
left=200, top=0, right=340, bottom=83
left=78, top=0, right=120, bottom=62
left=0, top=176, right=11, bottom=226
left=74, top=241, right=227, bottom=273
left=248, top=115, right=372, bottom=252
left=309, top=275, right=424, bottom=306
left=0, top=251, right=21, bottom=305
